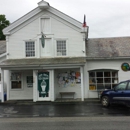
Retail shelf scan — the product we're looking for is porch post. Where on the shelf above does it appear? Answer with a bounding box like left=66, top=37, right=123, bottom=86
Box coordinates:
left=33, top=70, right=37, bottom=102
left=80, top=66, right=84, bottom=101
left=1, top=69, right=4, bottom=102
left=6, top=70, right=10, bottom=101
left=51, top=70, right=55, bottom=101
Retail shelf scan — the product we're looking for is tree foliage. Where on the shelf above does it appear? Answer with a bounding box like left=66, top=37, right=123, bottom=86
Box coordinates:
left=0, top=15, right=10, bottom=40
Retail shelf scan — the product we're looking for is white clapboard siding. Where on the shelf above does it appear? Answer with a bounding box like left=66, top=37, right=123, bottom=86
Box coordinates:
left=8, top=12, right=84, bottom=59
left=9, top=71, right=33, bottom=100
left=51, top=17, right=84, bottom=57
left=8, top=19, right=39, bottom=59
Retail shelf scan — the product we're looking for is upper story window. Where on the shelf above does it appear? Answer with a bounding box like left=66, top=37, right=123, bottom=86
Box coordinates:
left=57, top=40, right=66, bottom=56
left=41, top=17, right=51, bottom=34
left=25, top=41, right=35, bottom=57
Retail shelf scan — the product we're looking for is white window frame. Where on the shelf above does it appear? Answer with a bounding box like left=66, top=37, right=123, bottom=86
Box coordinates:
left=39, top=16, right=51, bottom=35
left=25, top=41, right=35, bottom=58
left=55, top=39, right=68, bottom=57
left=89, top=70, right=119, bottom=91
left=10, top=71, right=23, bottom=90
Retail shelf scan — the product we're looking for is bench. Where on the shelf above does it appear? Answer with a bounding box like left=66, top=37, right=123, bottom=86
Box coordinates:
left=59, top=92, right=75, bottom=99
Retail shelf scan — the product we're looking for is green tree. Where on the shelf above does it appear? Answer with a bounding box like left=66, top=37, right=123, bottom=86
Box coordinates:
left=0, top=15, right=10, bottom=40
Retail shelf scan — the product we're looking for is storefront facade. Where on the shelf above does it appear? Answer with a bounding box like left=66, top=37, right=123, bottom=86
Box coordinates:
left=0, top=57, right=86, bottom=102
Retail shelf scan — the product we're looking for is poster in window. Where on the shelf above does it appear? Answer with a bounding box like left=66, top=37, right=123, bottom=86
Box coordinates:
left=27, top=76, right=33, bottom=87
left=75, top=72, right=81, bottom=83
left=57, top=71, right=81, bottom=87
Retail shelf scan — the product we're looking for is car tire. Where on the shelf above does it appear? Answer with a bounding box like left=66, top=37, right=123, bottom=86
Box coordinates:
left=101, top=96, right=110, bottom=107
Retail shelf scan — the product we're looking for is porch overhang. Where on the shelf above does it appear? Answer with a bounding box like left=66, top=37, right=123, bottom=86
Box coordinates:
left=0, top=57, right=86, bottom=70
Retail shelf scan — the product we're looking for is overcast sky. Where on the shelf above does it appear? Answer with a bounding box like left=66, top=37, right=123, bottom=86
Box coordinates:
left=1, top=0, right=130, bottom=38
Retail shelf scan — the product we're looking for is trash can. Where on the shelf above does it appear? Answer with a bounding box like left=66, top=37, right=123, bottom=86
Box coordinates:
left=4, top=93, right=7, bottom=101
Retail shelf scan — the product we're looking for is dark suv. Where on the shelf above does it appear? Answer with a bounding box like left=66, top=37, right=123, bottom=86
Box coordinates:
left=100, top=80, right=130, bottom=107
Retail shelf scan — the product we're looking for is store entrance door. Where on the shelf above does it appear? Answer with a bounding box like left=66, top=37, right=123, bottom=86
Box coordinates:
left=37, top=71, right=50, bottom=101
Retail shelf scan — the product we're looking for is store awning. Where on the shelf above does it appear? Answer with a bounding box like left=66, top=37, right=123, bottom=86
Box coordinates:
left=0, top=57, right=86, bottom=69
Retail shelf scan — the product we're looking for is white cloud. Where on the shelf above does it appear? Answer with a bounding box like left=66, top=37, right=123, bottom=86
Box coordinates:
left=1, top=0, right=130, bottom=38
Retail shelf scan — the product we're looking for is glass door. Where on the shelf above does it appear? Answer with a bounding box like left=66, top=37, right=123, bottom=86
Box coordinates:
left=37, top=71, right=50, bottom=101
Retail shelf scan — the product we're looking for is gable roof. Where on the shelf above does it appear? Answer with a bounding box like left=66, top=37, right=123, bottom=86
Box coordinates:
left=3, top=0, right=83, bottom=35
left=0, top=40, right=6, bottom=55
left=86, top=37, right=130, bottom=58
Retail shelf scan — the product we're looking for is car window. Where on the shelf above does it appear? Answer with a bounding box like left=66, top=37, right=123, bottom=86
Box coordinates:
left=127, top=82, right=130, bottom=90
left=115, top=82, right=127, bottom=90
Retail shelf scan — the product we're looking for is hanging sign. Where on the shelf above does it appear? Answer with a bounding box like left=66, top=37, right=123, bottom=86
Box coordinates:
left=121, top=63, right=130, bottom=71
left=40, top=32, right=46, bottom=48
left=38, top=72, right=49, bottom=97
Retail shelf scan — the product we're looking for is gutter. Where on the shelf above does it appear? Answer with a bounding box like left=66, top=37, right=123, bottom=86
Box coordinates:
left=0, top=63, right=85, bottom=69
left=86, top=56, right=130, bottom=60
left=0, top=53, right=6, bottom=58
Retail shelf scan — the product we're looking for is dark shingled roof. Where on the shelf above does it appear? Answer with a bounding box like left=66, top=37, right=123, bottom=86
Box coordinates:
left=86, top=37, right=130, bottom=58
left=0, top=57, right=86, bottom=67
left=0, top=40, right=6, bottom=55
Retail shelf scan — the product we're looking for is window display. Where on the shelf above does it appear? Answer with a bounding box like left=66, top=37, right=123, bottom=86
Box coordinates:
left=57, top=71, right=81, bottom=87
left=89, top=70, right=118, bottom=90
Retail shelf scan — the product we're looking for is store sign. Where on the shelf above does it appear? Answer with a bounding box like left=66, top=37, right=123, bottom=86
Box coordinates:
left=121, top=63, right=130, bottom=71
left=38, top=72, right=49, bottom=98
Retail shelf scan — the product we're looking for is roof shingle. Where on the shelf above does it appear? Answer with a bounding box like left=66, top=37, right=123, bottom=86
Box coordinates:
left=86, top=37, right=130, bottom=57
left=0, top=40, right=6, bottom=55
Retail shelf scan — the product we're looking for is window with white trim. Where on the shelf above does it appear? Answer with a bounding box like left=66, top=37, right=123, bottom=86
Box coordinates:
left=11, top=72, right=22, bottom=89
left=25, top=41, right=35, bottom=57
left=89, top=70, right=118, bottom=90
left=56, top=40, right=66, bottom=56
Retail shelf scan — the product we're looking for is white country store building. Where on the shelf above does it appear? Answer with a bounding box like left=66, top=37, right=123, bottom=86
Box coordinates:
left=1, top=0, right=130, bottom=102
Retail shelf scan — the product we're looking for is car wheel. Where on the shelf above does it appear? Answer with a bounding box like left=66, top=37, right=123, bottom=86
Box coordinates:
left=101, top=96, right=110, bottom=107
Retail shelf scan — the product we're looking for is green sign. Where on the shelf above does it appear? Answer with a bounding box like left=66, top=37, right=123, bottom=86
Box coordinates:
left=38, top=72, right=49, bottom=98
left=41, top=32, right=45, bottom=48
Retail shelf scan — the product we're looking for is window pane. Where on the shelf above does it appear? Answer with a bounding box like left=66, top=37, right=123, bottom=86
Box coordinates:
left=57, top=40, right=66, bottom=56
left=96, top=72, right=103, bottom=77
left=104, top=78, right=111, bottom=83
left=112, top=72, right=118, bottom=77
left=89, top=77, right=96, bottom=83
left=116, top=82, right=127, bottom=90
left=12, top=81, right=21, bottom=89
left=89, top=84, right=96, bottom=90
left=104, top=72, right=111, bottom=77
left=127, top=82, right=130, bottom=90
left=25, top=41, right=35, bottom=57
left=112, top=84, right=117, bottom=89
left=97, top=84, right=104, bottom=90
left=97, top=78, right=103, bottom=83
left=89, top=72, right=95, bottom=77
left=112, top=78, right=118, bottom=84
left=104, top=84, right=111, bottom=89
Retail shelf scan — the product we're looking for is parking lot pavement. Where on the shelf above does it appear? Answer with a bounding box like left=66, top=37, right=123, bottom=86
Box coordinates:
left=0, top=100, right=130, bottom=118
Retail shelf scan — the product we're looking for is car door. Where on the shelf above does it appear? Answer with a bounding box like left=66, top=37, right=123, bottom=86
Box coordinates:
left=123, top=81, right=130, bottom=106
left=110, top=81, right=128, bottom=104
